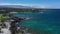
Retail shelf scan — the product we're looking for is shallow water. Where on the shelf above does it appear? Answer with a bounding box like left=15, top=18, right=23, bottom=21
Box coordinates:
left=11, top=9, right=60, bottom=34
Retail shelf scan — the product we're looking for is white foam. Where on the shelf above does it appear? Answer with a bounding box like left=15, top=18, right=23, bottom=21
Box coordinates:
left=1, top=28, right=11, bottom=34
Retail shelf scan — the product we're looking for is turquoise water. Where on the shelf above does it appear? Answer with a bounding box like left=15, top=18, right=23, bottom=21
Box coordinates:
left=11, top=9, right=60, bottom=34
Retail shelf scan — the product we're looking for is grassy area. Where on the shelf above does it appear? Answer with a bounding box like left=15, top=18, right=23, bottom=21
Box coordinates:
left=0, top=14, right=10, bottom=22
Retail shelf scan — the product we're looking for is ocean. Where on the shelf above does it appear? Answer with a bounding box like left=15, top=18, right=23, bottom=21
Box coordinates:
left=11, top=9, right=60, bottom=34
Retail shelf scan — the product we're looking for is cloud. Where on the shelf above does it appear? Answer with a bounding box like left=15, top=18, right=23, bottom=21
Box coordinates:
left=0, top=3, right=52, bottom=8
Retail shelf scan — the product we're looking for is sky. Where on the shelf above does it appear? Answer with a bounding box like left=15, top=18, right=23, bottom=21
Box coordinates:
left=0, top=0, right=60, bottom=8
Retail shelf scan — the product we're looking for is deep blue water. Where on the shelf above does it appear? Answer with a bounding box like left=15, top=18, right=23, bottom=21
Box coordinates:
left=11, top=9, right=60, bottom=34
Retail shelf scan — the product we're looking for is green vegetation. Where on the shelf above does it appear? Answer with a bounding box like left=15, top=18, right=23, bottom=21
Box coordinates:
left=11, top=9, right=40, bottom=13
left=0, top=8, right=41, bottom=13
left=0, top=14, right=10, bottom=22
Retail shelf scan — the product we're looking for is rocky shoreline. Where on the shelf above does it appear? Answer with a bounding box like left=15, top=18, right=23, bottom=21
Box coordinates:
left=0, top=17, right=31, bottom=34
